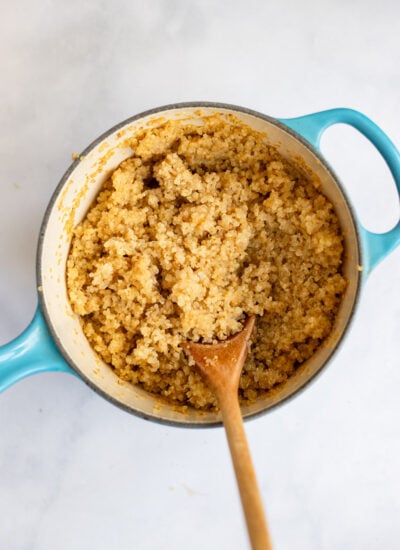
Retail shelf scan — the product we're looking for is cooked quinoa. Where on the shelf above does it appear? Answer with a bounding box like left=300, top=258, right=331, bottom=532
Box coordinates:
left=66, top=115, right=347, bottom=410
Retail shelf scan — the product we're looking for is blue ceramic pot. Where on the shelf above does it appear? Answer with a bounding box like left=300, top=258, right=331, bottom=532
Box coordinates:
left=0, top=104, right=399, bottom=426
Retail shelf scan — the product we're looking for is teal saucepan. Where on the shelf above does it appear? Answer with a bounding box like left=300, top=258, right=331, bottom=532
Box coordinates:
left=0, top=103, right=399, bottom=426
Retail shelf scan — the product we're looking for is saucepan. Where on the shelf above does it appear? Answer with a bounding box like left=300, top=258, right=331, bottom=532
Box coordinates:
left=0, top=102, right=399, bottom=426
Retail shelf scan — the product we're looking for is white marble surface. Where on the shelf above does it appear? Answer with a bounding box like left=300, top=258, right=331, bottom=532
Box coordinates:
left=1, top=1, right=399, bottom=549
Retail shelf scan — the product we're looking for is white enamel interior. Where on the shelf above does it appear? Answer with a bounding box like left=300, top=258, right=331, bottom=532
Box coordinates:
left=39, top=105, right=361, bottom=425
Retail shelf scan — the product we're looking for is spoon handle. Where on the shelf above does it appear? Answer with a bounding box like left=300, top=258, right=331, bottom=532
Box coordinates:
left=220, top=393, right=273, bottom=550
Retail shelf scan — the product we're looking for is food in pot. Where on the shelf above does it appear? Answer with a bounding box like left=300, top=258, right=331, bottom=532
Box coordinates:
left=66, top=115, right=346, bottom=409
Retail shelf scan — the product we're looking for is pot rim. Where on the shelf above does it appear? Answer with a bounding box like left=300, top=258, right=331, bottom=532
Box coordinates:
left=36, top=101, right=363, bottom=427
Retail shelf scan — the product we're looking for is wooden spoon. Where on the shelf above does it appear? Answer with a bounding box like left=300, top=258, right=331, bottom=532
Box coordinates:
left=182, top=316, right=273, bottom=550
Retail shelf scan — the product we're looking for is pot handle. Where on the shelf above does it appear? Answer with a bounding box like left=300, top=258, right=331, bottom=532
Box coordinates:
left=0, top=306, right=76, bottom=393
left=279, top=108, right=400, bottom=273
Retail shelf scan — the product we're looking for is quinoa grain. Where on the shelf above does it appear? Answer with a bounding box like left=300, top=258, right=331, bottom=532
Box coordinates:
left=67, top=116, right=346, bottom=410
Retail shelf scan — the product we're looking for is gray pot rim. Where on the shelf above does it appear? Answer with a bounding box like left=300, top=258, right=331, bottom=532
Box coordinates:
left=36, top=101, right=362, bottom=428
